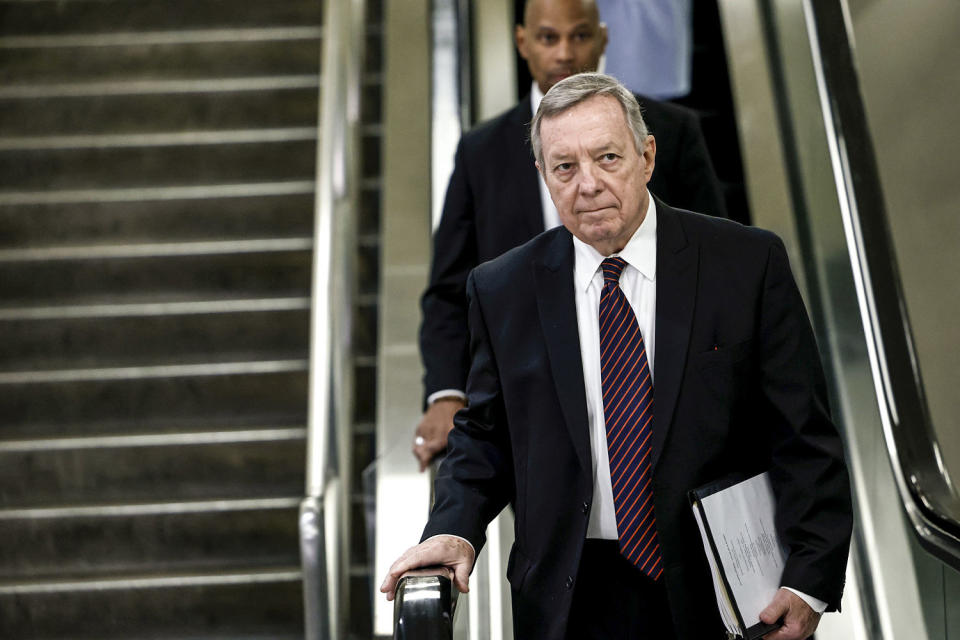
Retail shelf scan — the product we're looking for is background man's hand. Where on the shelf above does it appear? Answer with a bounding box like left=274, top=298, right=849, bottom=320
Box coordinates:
left=760, top=588, right=821, bottom=640
left=379, top=535, right=475, bottom=601
left=413, top=397, right=465, bottom=471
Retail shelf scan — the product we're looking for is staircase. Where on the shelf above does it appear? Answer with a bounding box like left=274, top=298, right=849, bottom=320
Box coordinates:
left=0, top=0, right=327, bottom=636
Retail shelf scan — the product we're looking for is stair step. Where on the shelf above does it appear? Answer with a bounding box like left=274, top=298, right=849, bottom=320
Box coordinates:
left=0, top=370, right=307, bottom=440
left=0, top=33, right=321, bottom=86
left=0, top=192, right=315, bottom=248
left=0, top=85, right=319, bottom=137
left=0, top=0, right=322, bottom=36
left=0, top=568, right=303, bottom=639
left=0, top=500, right=301, bottom=581
left=0, top=307, right=308, bottom=372
left=0, top=74, right=320, bottom=101
left=0, top=179, right=314, bottom=206
left=0, top=247, right=312, bottom=307
left=0, top=135, right=317, bottom=191
left=0, top=433, right=306, bottom=508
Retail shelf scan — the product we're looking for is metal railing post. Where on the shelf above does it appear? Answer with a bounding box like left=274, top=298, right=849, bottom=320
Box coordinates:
left=300, top=0, right=366, bottom=637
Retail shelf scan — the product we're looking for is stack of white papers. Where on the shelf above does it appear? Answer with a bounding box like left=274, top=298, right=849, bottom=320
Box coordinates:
left=690, top=471, right=787, bottom=639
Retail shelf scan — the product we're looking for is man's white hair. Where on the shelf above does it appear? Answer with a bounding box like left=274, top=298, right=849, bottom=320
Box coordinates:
left=531, top=72, right=648, bottom=172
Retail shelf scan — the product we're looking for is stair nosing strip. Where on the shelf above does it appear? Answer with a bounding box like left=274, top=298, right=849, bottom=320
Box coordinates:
left=0, top=26, right=323, bottom=49
left=0, top=568, right=303, bottom=595
left=0, top=127, right=317, bottom=151
left=0, top=180, right=315, bottom=205
left=0, top=497, right=303, bottom=521
left=0, top=359, right=309, bottom=385
left=0, top=427, right=308, bottom=453
left=0, top=297, right=311, bottom=321
left=0, top=75, right=320, bottom=99
left=0, top=237, right=313, bottom=262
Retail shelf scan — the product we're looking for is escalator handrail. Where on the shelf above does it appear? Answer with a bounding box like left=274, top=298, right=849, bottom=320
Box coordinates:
left=803, top=0, right=960, bottom=570
left=393, top=568, right=459, bottom=640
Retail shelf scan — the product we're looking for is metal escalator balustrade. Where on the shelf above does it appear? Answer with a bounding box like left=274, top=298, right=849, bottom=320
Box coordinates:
left=299, top=0, right=374, bottom=638
left=0, top=0, right=325, bottom=636
left=719, top=0, right=960, bottom=638
left=801, top=0, right=960, bottom=571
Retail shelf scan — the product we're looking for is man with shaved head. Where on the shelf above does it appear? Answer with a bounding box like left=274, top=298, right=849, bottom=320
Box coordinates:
left=388, top=72, right=851, bottom=639
left=415, top=0, right=727, bottom=470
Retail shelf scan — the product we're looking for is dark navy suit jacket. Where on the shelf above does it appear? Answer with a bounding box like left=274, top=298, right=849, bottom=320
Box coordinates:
left=422, top=203, right=851, bottom=639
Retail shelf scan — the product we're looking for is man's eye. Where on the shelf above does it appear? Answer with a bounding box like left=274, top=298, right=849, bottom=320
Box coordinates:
left=554, top=163, right=573, bottom=173
left=573, top=32, right=592, bottom=42
left=600, top=153, right=619, bottom=162
left=539, top=33, right=558, bottom=44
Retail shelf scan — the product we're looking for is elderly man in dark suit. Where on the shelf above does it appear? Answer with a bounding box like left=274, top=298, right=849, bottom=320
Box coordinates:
left=384, top=73, right=851, bottom=639
left=413, top=0, right=728, bottom=469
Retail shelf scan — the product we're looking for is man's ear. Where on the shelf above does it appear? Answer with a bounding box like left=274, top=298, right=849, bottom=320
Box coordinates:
left=598, top=22, right=609, bottom=56
left=515, top=24, right=529, bottom=60
left=642, top=135, right=656, bottom=182
left=535, top=160, right=542, bottom=176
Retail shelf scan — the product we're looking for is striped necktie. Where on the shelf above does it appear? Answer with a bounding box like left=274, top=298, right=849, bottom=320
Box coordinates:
left=598, top=256, right=662, bottom=580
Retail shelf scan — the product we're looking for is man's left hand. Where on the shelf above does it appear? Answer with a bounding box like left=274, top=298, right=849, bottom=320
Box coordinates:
left=760, top=588, right=821, bottom=639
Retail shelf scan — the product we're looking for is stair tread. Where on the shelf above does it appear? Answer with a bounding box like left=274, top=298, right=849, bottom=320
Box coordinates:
left=0, top=86, right=320, bottom=138
left=1, top=39, right=322, bottom=87
left=0, top=437, right=307, bottom=508
left=0, top=565, right=303, bottom=591
left=0, top=495, right=303, bottom=516
left=0, top=236, right=314, bottom=262
left=0, top=0, right=323, bottom=37
left=0, top=139, right=319, bottom=191
left=0, top=425, right=307, bottom=448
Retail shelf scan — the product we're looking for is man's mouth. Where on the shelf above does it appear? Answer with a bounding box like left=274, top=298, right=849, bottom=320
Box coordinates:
left=579, top=206, right=614, bottom=216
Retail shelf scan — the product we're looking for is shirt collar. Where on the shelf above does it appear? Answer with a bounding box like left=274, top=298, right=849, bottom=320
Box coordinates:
left=573, top=194, right=657, bottom=292
left=531, top=81, right=544, bottom=116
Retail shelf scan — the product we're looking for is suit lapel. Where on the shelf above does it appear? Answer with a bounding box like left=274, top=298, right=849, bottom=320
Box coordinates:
left=533, top=230, right=592, bottom=473
left=652, top=202, right=698, bottom=472
left=507, top=97, right=545, bottom=240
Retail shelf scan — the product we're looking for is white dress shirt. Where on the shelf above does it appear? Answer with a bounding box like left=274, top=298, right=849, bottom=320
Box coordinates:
left=575, top=194, right=658, bottom=539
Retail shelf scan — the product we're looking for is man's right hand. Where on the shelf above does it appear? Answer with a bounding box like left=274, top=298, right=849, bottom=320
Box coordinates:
left=379, top=535, right=475, bottom=601
left=413, top=397, right=466, bottom=471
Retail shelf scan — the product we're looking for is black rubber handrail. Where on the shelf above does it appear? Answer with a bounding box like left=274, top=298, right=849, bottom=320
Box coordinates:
left=393, top=568, right=459, bottom=640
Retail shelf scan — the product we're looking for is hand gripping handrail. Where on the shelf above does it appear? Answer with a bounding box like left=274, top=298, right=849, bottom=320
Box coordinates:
left=393, top=568, right=460, bottom=640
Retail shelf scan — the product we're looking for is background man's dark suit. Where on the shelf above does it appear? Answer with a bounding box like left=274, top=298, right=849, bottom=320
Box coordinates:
left=420, top=94, right=726, bottom=402
left=422, top=202, right=852, bottom=639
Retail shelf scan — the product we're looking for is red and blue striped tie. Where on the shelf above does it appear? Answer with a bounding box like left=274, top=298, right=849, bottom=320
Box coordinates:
left=598, top=257, right=662, bottom=580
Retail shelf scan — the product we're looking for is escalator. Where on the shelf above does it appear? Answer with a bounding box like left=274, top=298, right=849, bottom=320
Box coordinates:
left=384, top=0, right=960, bottom=638
left=719, top=1, right=960, bottom=638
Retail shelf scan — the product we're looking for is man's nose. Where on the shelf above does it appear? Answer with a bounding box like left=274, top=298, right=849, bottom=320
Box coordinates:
left=578, top=163, right=602, bottom=194
left=555, top=37, right=574, bottom=62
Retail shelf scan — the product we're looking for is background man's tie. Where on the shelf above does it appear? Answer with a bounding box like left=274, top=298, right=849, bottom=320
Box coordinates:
left=598, top=257, right=663, bottom=580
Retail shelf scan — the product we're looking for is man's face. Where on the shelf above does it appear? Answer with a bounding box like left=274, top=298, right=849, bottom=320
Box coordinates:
left=515, top=0, right=608, bottom=94
left=537, top=95, right=656, bottom=255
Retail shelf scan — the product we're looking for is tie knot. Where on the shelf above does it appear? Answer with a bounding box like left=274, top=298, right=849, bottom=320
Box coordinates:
left=600, top=257, right=627, bottom=285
